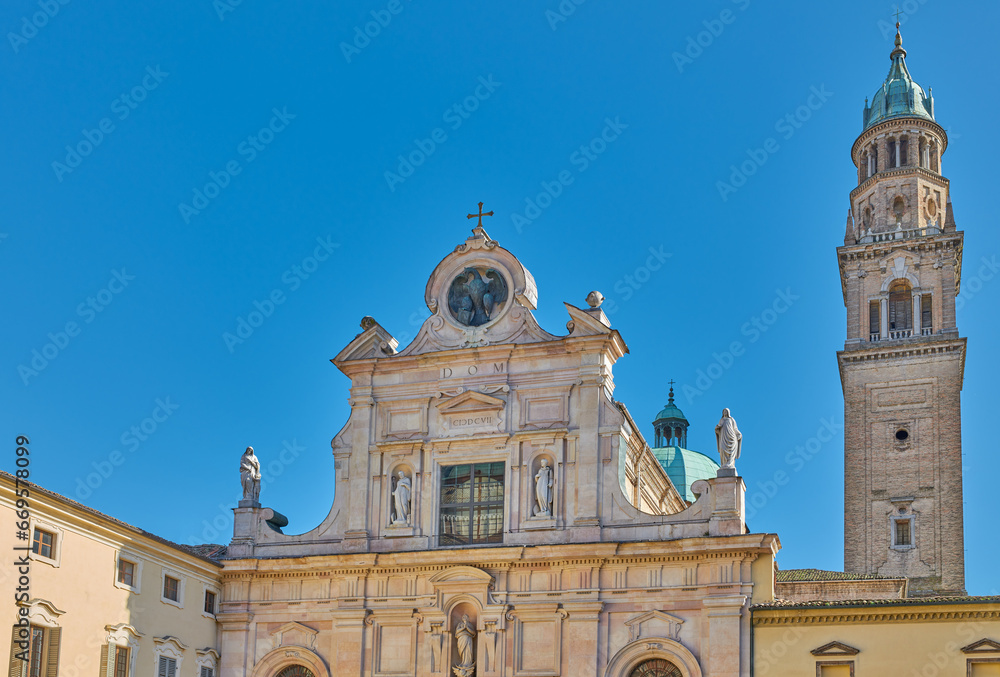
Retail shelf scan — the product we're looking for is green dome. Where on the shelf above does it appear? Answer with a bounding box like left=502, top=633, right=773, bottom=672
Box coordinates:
left=863, top=25, right=934, bottom=131
left=650, top=445, right=720, bottom=503
left=654, top=403, right=687, bottom=422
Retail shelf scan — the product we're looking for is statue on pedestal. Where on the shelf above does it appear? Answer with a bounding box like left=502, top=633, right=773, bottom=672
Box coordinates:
left=714, top=408, right=742, bottom=471
left=533, top=459, right=553, bottom=517
left=453, top=614, right=476, bottom=677
left=391, top=471, right=412, bottom=525
left=240, top=447, right=261, bottom=503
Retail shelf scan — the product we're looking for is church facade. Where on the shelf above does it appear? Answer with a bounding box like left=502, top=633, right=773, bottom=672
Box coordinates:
left=220, top=221, right=778, bottom=677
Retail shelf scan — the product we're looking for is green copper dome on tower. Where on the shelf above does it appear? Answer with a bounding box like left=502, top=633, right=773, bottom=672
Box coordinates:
left=863, top=22, right=935, bottom=131
left=649, top=380, right=720, bottom=503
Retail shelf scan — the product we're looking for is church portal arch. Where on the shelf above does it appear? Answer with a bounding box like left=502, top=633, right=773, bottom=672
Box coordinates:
left=251, top=646, right=329, bottom=677
left=605, top=638, right=702, bottom=677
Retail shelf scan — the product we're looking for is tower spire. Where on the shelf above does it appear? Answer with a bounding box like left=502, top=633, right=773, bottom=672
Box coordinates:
left=891, top=20, right=906, bottom=59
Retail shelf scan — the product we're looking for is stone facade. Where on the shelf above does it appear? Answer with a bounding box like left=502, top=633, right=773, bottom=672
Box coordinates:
left=221, top=226, right=776, bottom=677
left=837, top=27, right=966, bottom=597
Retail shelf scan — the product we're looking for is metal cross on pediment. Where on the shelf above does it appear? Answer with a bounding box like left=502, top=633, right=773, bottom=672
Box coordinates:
left=467, top=201, right=494, bottom=228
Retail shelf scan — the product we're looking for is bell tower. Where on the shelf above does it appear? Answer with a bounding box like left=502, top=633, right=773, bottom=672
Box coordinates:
left=837, top=24, right=966, bottom=596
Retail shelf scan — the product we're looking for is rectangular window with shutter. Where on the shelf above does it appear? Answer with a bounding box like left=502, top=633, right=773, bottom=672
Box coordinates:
left=895, top=519, right=912, bottom=546
left=970, top=660, right=1000, bottom=676
left=869, top=301, right=880, bottom=338
left=114, top=646, right=129, bottom=677
left=921, top=294, right=932, bottom=331
left=819, top=664, right=853, bottom=677
left=200, top=667, right=214, bottom=677
left=117, top=559, right=135, bottom=587
left=157, top=656, right=177, bottom=677
left=163, top=576, right=179, bottom=602
left=28, top=628, right=44, bottom=677
left=204, top=590, right=216, bottom=615
left=16, top=625, right=60, bottom=677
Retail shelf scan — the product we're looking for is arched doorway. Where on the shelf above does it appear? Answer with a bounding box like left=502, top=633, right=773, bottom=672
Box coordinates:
left=276, top=667, right=315, bottom=677
left=629, top=659, right=683, bottom=677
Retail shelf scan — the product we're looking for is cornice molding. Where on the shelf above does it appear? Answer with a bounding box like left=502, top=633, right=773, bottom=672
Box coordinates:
left=754, top=608, right=1000, bottom=626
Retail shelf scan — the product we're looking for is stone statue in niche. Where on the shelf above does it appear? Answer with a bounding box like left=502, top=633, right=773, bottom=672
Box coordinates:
left=533, top=458, right=553, bottom=517
left=240, top=447, right=261, bottom=504
left=453, top=614, right=476, bottom=677
left=714, top=408, right=742, bottom=472
left=448, top=267, right=508, bottom=327
left=391, top=471, right=412, bottom=525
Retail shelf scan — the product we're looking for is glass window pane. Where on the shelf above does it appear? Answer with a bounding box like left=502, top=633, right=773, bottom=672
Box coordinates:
left=29, top=627, right=44, bottom=677
left=440, top=463, right=505, bottom=546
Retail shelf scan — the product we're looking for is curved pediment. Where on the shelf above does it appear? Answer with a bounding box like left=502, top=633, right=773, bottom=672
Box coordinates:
left=429, top=565, right=494, bottom=586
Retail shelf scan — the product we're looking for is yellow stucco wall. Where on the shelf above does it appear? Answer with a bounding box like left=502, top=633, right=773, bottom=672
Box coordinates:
left=0, top=473, right=221, bottom=676
left=753, top=602, right=1000, bottom=677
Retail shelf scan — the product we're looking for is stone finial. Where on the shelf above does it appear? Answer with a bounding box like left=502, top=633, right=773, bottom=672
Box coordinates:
left=586, top=291, right=604, bottom=309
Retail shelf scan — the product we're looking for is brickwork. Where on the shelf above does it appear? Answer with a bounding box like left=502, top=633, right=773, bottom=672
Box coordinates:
left=838, top=115, right=967, bottom=597
left=848, top=119, right=950, bottom=239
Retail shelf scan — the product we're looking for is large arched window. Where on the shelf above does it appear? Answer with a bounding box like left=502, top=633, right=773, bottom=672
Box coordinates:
left=629, top=659, right=683, bottom=677
left=889, top=280, right=913, bottom=334
left=276, top=667, right=315, bottom=677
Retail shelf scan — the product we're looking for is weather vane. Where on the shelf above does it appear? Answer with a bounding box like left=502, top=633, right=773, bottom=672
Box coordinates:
left=467, top=201, right=494, bottom=228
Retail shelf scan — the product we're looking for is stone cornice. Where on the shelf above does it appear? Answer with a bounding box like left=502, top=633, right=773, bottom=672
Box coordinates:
left=220, top=534, right=780, bottom=580
left=753, top=605, right=1000, bottom=626
left=837, top=337, right=966, bottom=364
left=849, top=164, right=950, bottom=201
left=837, top=231, right=963, bottom=260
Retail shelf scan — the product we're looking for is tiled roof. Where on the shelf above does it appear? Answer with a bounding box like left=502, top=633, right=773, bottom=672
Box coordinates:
left=0, top=470, right=223, bottom=568
left=775, top=568, right=901, bottom=582
left=753, top=595, right=1000, bottom=611
left=180, top=543, right=228, bottom=561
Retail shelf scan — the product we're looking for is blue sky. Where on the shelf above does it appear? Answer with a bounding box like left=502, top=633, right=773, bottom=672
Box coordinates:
left=3, top=1, right=998, bottom=594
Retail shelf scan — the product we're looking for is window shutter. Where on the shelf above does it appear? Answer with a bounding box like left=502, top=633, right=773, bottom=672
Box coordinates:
left=99, top=644, right=109, bottom=677
left=43, top=628, right=60, bottom=677
left=8, top=625, right=25, bottom=677
left=157, top=657, right=176, bottom=677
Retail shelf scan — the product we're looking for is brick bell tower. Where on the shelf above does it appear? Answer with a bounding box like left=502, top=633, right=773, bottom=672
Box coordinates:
left=838, top=23, right=966, bottom=596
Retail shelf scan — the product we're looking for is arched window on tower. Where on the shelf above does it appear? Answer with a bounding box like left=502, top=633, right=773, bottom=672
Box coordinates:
left=872, top=146, right=879, bottom=174
left=930, top=143, right=939, bottom=172
left=888, top=280, right=913, bottom=338
left=900, top=137, right=909, bottom=165
left=887, top=139, right=897, bottom=168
